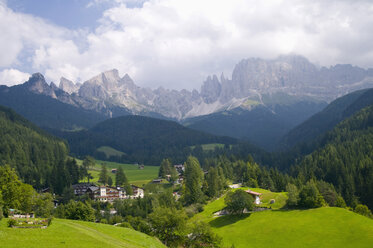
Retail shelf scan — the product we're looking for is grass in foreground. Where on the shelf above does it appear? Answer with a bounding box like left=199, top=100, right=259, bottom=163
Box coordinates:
left=0, top=218, right=165, bottom=248
left=193, top=187, right=373, bottom=247
left=212, top=207, right=373, bottom=248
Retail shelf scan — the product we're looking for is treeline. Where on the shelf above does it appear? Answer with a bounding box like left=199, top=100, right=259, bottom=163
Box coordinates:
left=0, top=165, right=54, bottom=219
left=53, top=115, right=244, bottom=165
left=0, top=105, right=84, bottom=194
left=289, top=105, right=373, bottom=209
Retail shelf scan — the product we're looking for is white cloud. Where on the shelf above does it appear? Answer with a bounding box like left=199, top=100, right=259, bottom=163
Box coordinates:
left=0, top=69, right=30, bottom=86
left=1, top=0, right=373, bottom=90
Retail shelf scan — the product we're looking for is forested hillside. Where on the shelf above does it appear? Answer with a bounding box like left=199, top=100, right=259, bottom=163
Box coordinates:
left=281, top=88, right=373, bottom=149
left=0, top=105, right=75, bottom=193
left=54, top=115, right=238, bottom=165
left=0, top=85, right=107, bottom=130
left=184, top=95, right=326, bottom=151
left=289, top=104, right=373, bottom=209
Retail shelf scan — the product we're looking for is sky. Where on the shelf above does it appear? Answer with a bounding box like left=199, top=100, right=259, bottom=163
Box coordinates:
left=0, top=0, right=373, bottom=90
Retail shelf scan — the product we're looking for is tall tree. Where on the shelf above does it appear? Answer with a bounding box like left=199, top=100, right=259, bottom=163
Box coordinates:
left=206, top=167, right=219, bottom=198
left=83, top=156, right=95, bottom=182
left=115, top=167, right=128, bottom=187
left=98, top=164, right=108, bottom=185
left=183, top=156, right=204, bottom=205
left=159, top=159, right=172, bottom=178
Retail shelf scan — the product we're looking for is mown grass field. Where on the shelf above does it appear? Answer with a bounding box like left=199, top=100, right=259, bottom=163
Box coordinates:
left=190, top=143, right=225, bottom=151
left=96, top=146, right=125, bottom=158
left=76, top=159, right=159, bottom=187
left=0, top=218, right=165, bottom=248
left=193, top=187, right=373, bottom=248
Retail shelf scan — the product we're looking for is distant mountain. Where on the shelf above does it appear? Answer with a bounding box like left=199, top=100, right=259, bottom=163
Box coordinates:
left=289, top=104, right=373, bottom=209
left=281, top=88, right=373, bottom=149
left=61, top=54, right=372, bottom=119
left=184, top=93, right=326, bottom=150
left=0, top=73, right=108, bottom=130
left=52, top=115, right=238, bottom=165
left=0, top=105, right=68, bottom=189
left=4, top=54, right=370, bottom=121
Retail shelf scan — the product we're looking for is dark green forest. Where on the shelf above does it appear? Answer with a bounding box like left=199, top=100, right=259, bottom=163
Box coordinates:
left=289, top=105, right=373, bottom=209
left=0, top=105, right=79, bottom=193
left=52, top=115, right=239, bottom=165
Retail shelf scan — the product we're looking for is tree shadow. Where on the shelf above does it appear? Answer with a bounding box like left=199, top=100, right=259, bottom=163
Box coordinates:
left=209, top=213, right=251, bottom=228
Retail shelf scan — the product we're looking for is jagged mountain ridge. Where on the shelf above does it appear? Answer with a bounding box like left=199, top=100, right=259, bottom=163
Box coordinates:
left=4, top=55, right=373, bottom=120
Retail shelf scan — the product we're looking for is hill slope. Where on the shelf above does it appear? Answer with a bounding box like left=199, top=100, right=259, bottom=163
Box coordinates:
left=184, top=95, right=326, bottom=150
left=0, top=105, right=68, bottom=189
left=212, top=208, right=373, bottom=248
left=289, top=104, right=373, bottom=209
left=281, top=88, right=373, bottom=149
left=0, top=218, right=165, bottom=248
left=193, top=188, right=373, bottom=248
left=55, top=115, right=237, bottom=165
left=0, top=79, right=108, bottom=130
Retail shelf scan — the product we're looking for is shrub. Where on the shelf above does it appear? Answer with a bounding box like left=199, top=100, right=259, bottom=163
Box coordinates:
left=225, top=189, right=254, bottom=214
left=7, top=219, right=17, bottom=227
left=354, top=204, right=373, bottom=218
left=47, top=217, right=53, bottom=226
left=119, top=222, right=133, bottom=229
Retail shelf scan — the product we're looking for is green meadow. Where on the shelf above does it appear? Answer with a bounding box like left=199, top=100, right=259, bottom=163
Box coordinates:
left=0, top=218, right=165, bottom=248
left=193, top=187, right=373, bottom=248
left=76, top=159, right=159, bottom=187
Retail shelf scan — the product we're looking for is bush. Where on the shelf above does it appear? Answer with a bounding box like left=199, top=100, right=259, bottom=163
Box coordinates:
left=47, top=217, right=53, bottom=226
left=0, top=207, right=3, bottom=221
left=100, top=219, right=108, bottom=224
left=354, top=204, right=373, bottom=218
left=225, top=189, right=254, bottom=214
left=7, top=219, right=17, bottom=227
left=119, top=222, right=133, bottom=229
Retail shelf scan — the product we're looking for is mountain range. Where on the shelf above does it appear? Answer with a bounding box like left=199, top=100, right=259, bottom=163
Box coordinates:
left=1, top=54, right=373, bottom=150
left=6, top=54, right=372, bottom=121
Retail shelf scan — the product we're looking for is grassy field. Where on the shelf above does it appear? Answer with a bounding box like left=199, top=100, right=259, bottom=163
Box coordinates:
left=212, top=208, right=373, bottom=248
left=190, top=143, right=225, bottom=151
left=96, top=146, right=125, bottom=158
left=192, top=187, right=373, bottom=247
left=76, top=159, right=159, bottom=187
left=0, top=218, right=165, bottom=248
left=191, top=187, right=287, bottom=223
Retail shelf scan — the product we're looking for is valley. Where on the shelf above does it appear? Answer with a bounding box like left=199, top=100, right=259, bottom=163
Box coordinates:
left=1, top=56, right=373, bottom=248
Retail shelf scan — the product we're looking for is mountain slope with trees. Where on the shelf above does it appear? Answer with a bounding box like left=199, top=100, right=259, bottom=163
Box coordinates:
left=54, top=115, right=238, bottom=165
left=280, top=88, right=373, bottom=149
left=0, top=82, right=108, bottom=131
left=0, top=105, right=79, bottom=193
left=289, top=104, right=373, bottom=209
left=184, top=95, right=326, bottom=150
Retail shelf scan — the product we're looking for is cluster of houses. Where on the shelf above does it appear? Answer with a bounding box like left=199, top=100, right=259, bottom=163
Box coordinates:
left=72, top=183, right=144, bottom=203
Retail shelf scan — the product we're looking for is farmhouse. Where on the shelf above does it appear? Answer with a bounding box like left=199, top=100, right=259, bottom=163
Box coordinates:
left=94, top=186, right=126, bottom=203
left=72, top=183, right=99, bottom=197
left=174, top=164, right=185, bottom=174
left=245, top=189, right=263, bottom=205
left=131, top=185, right=145, bottom=199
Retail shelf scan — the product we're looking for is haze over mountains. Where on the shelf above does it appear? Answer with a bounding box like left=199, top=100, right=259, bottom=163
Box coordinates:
left=1, top=54, right=373, bottom=151
left=8, top=54, right=372, bottom=121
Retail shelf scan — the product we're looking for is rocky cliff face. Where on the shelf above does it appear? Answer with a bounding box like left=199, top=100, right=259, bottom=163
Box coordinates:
left=15, top=55, right=373, bottom=120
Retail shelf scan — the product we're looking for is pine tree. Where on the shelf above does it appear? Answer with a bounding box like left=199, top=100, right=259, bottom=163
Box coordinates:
left=183, top=156, right=204, bottom=205
left=115, top=167, right=128, bottom=187
left=98, top=165, right=108, bottom=185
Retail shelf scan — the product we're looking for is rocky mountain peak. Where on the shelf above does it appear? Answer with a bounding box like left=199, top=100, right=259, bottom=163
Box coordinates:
left=24, top=73, right=57, bottom=98
left=59, top=77, right=80, bottom=94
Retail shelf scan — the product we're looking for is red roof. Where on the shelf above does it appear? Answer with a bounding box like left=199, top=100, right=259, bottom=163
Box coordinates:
left=245, top=189, right=263, bottom=196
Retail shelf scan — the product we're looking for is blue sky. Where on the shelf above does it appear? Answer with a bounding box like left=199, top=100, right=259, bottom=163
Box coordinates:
left=6, top=0, right=145, bottom=29
left=0, top=0, right=373, bottom=89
